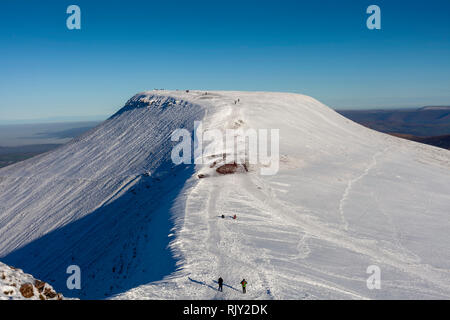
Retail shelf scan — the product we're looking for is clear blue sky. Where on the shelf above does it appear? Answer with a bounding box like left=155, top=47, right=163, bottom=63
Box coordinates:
left=1, top=0, right=449, bottom=122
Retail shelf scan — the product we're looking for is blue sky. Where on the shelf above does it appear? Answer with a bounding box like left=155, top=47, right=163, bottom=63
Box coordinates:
left=0, top=0, right=449, bottom=122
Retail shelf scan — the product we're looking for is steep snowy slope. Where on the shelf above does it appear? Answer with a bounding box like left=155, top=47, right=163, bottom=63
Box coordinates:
left=0, top=92, right=215, bottom=299
left=0, top=91, right=449, bottom=299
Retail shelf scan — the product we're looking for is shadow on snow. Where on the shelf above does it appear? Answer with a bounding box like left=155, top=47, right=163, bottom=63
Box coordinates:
left=2, top=163, right=195, bottom=299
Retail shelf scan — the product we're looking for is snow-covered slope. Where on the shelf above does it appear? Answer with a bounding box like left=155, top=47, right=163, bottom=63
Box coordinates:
left=0, top=91, right=449, bottom=300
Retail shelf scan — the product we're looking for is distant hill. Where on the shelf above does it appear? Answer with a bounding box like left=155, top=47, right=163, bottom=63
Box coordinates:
left=419, top=106, right=450, bottom=111
left=337, top=107, right=450, bottom=150
left=389, top=133, right=450, bottom=150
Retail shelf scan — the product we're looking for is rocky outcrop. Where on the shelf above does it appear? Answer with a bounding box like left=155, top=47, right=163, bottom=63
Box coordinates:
left=1, top=261, right=64, bottom=300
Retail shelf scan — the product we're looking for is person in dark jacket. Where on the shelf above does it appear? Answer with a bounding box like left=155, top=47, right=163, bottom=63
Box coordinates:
left=218, top=277, right=224, bottom=292
left=240, top=279, right=247, bottom=293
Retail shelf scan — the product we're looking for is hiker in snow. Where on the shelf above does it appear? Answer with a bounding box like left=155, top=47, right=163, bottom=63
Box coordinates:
left=221, top=214, right=225, bottom=219
left=218, top=277, right=223, bottom=292
left=233, top=214, right=237, bottom=220
left=240, top=279, right=247, bottom=293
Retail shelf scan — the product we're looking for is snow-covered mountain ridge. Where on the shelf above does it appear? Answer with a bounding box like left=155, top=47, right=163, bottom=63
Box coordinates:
left=0, top=91, right=449, bottom=299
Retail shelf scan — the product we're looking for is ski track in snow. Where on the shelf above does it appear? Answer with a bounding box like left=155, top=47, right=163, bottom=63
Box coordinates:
left=338, top=147, right=390, bottom=231
left=0, top=91, right=449, bottom=300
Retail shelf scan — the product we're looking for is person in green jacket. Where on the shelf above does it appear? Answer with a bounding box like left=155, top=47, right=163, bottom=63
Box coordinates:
left=240, top=279, right=247, bottom=293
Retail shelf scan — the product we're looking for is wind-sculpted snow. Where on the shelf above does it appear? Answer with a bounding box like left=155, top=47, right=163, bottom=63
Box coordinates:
left=0, top=92, right=213, bottom=298
left=0, top=91, right=449, bottom=299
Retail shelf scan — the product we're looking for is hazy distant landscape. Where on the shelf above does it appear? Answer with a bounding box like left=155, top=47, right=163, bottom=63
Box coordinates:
left=0, top=121, right=100, bottom=168
left=0, top=144, right=61, bottom=169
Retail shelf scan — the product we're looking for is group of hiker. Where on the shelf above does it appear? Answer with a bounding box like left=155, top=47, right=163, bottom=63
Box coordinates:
left=221, top=214, right=237, bottom=220
left=218, top=211, right=243, bottom=293
left=218, top=214, right=246, bottom=294
left=218, top=277, right=247, bottom=294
